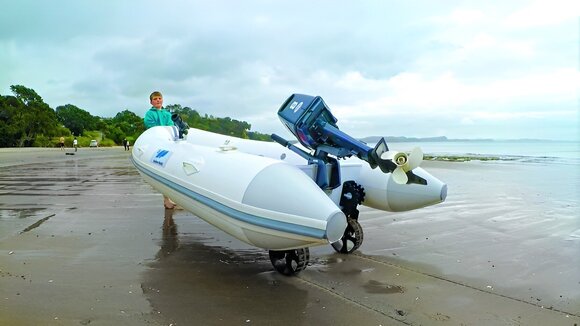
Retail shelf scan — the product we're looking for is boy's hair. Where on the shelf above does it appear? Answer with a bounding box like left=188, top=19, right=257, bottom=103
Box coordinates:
left=150, top=91, right=163, bottom=101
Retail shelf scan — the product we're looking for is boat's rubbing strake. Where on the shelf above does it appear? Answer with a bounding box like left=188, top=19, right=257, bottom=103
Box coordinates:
left=132, top=157, right=328, bottom=240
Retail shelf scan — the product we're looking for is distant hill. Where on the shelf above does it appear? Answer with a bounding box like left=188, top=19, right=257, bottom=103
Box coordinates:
left=360, top=136, right=450, bottom=143
left=357, top=136, right=566, bottom=143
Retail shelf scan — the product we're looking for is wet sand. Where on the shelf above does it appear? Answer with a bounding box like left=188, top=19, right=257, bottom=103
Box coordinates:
left=0, top=148, right=578, bottom=325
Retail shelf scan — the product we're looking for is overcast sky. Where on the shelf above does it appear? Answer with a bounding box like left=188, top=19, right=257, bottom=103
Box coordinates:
left=1, top=0, right=578, bottom=140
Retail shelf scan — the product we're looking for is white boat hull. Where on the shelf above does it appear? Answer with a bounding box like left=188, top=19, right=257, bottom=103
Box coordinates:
left=132, top=126, right=447, bottom=251
left=186, top=128, right=448, bottom=212
left=132, top=126, right=347, bottom=250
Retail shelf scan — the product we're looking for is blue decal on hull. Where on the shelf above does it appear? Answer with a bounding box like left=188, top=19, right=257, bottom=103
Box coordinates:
left=151, top=149, right=172, bottom=167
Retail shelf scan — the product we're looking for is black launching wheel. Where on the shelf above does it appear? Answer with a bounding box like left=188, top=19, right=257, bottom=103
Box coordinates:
left=332, top=180, right=365, bottom=254
left=331, top=218, right=364, bottom=254
left=269, top=248, right=310, bottom=276
left=339, top=181, right=365, bottom=219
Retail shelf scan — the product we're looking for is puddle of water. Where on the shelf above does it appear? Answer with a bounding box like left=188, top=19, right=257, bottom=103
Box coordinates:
left=0, top=208, right=46, bottom=219
left=363, top=279, right=406, bottom=294
left=20, top=214, right=55, bottom=234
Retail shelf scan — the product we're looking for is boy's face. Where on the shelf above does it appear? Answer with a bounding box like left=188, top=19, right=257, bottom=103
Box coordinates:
left=151, top=96, right=163, bottom=109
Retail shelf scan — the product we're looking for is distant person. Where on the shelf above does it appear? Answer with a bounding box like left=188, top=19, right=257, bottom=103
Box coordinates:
left=126, top=140, right=130, bottom=151
left=73, top=138, right=78, bottom=152
left=144, top=91, right=177, bottom=209
left=59, top=136, right=65, bottom=150
left=123, top=138, right=128, bottom=151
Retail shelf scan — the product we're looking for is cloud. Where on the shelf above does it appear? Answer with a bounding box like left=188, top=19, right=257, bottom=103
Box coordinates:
left=503, top=0, right=580, bottom=28
left=438, top=9, right=487, bottom=25
left=322, top=67, right=579, bottom=136
left=0, top=1, right=577, bottom=140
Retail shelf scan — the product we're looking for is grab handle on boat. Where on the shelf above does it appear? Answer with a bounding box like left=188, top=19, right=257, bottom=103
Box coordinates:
left=271, top=133, right=289, bottom=147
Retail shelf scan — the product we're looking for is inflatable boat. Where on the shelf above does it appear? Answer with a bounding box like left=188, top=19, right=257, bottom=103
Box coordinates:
left=132, top=94, right=447, bottom=275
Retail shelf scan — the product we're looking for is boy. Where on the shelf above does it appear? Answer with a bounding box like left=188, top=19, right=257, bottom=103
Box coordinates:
left=143, top=91, right=177, bottom=209
left=144, top=91, right=174, bottom=129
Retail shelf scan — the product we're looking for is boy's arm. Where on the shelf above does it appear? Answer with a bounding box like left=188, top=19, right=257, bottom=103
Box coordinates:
left=164, top=111, right=175, bottom=126
left=143, top=111, right=156, bottom=129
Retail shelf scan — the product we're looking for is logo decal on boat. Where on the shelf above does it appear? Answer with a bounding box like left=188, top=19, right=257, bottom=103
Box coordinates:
left=151, top=149, right=172, bottom=167
left=290, top=101, right=303, bottom=113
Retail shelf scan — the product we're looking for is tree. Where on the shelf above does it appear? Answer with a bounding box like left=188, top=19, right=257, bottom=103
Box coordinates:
left=165, top=104, right=182, bottom=113
left=112, top=109, right=145, bottom=137
left=0, top=84, right=272, bottom=147
left=55, top=104, right=98, bottom=136
left=0, top=95, right=22, bottom=147
left=10, top=85, right=43, bottom=105
left=9, top=85, right=59, bottom=146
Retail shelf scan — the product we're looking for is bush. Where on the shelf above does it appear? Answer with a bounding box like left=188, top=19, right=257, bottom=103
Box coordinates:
left=83, top=130, right=102, bottom=140
left=32, top=134, right=53, bottom=147
left=98, top=138, right=116, bottom=147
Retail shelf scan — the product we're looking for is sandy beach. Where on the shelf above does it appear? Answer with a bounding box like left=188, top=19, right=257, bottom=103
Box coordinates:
left=0, top=147, right=578, bottom=325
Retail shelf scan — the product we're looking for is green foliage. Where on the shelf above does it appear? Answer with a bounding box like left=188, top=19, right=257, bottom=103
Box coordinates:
left=104, top=125, right=125, bottom=144
left=168, top=104, right=271, bottom=140
left=247, top=131, right=273, bottom=141
left=0, top=85, right=272, bottom=147
left=56, top=104, right=99, bottom=136
left=98, top=138, right=116, bottom=147
left=56, top=125, right=72, bottom=137
left=83, top=130, right=102, bottom=140
left=1, top=85, right=60, bottom=146
left=112, top=109, right=145, bottom=136
left=0, top=96, right=21, bottom=147
left=32, top=134, right=53, bottom=147
left=10, top=85, right=44, bottom=105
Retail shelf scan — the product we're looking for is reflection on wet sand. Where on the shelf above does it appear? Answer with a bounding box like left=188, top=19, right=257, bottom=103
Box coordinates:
left=144, top=211, right=415, bottom=325
left=144, top=211, right=314, bottom=325
left=19, top=213, right=55, bottom=234
left=156, top=208, right=179, bottom=259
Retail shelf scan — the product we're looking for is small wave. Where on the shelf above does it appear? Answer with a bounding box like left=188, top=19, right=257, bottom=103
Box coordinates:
left=425, top=153, right=580, bottom=165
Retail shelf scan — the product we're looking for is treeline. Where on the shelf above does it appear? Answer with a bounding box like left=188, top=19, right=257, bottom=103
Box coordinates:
left=0, top=85, right=271, bottom=148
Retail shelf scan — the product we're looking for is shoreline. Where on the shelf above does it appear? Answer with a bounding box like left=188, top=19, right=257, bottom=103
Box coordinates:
left=0, top=146, right=129, bottom=168
left=2, top=146, right=577, bottom=166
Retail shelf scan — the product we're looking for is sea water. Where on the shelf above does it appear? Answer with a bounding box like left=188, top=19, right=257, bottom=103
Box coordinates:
left=386, top=140, right=580, bottom=165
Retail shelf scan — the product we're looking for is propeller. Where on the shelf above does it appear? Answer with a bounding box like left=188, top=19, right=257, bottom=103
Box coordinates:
left=380, top=147, right=424, bottom=184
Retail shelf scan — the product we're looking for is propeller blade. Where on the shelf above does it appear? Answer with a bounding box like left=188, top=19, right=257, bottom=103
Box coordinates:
left=380, top=151, right=408, bottom=166
left=391, top=167, right=408, bottom=184
left=406, top=147, right=423, bottom=171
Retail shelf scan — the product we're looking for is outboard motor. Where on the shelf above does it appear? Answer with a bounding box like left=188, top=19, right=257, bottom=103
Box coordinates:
left=272, top=94, right=441, bottom=255
left=272, top=94, right=426, bottom=188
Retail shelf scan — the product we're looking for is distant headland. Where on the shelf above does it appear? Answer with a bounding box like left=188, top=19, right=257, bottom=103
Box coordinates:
left=359, top=136, right=575, bottom=143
